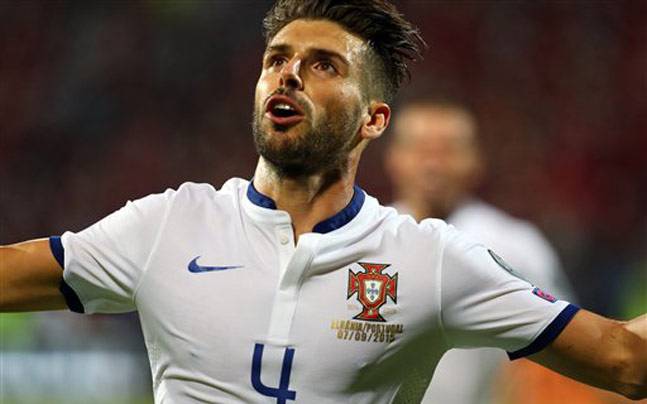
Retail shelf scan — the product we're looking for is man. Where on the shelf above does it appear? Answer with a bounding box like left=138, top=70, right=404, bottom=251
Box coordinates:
left=1, top=1, right=645, bottom=403
left=385, top=97, right=577, bottom=403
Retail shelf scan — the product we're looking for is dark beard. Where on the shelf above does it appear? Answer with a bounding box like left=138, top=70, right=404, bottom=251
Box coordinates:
left=252, top=103, right=361, bottom=178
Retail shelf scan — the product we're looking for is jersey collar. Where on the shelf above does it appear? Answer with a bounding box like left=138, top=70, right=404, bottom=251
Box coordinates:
left=246, top=181, right=366, bottom=234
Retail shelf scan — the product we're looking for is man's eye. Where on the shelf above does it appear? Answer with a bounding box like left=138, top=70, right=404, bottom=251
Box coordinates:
left=268, top=57, right=286, bottom=67
left=315, top=61, right=336, bottom=73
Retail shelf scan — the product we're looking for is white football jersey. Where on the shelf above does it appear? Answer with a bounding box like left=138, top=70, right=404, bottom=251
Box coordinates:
left=50, top=178, right=579, bottom=403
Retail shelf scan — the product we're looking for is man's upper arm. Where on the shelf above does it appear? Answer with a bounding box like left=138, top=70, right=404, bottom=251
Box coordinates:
left=529, top=309, right=647, bottom=400
left=0, top=238, right=67, bottom=311
left=438, top=224, right=577, bottom=352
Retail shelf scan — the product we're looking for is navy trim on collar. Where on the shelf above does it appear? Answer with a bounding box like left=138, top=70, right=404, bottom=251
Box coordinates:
left=313, top=185, right=364, bottom=234
left=246, top=182, right=365, bottom=234
left=247, top=181, right=277, bottom=209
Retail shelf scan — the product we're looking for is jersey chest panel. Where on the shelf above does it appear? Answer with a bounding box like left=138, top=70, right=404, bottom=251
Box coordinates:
left=135, top=205, right=445, bottom=402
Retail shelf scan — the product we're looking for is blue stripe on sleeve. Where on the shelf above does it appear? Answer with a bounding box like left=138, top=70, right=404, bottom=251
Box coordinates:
left=49, top=236, right=65, bottom=268
left=507, top=303, right=580, bottom=360
left=59, top=280, right=85, bottom=313
left=49, top=236, right=85, bottom=314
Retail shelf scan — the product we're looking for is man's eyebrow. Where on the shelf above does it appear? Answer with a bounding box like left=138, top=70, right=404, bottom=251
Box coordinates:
left=265, top=44, right=350, bottom=66
left=311, top=48, right=349, bottom=67
left=265, top=44, right=292, bottom=55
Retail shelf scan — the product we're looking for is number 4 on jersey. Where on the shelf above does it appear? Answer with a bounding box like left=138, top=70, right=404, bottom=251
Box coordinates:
left=251, top=343, right=297, bottom=403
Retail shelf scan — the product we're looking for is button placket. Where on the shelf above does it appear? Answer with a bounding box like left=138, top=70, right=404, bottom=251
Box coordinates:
left=275, top=225, right=294, bottom=276
left=266, top=232, right=320, bottom=345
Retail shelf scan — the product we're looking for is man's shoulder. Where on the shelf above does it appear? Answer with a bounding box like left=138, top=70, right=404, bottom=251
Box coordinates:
left=175, top=177, right=247, bottom=200
left=375, top=201, right=457, bottom=242
left=450, top=199, right=566, bottom=288
left=135, top=177, right=249, bottom=213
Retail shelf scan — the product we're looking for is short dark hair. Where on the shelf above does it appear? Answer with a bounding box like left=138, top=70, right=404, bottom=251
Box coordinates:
left=263, top=0, right=426, bottom=103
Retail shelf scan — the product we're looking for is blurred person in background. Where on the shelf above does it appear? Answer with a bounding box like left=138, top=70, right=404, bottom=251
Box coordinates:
left=385, top=96, right=575, bottom=298
left=384, top=96, right=634, bottom=404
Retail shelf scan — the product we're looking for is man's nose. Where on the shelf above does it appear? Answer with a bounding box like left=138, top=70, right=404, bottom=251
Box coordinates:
left=279, top=57, right=303, bottom=90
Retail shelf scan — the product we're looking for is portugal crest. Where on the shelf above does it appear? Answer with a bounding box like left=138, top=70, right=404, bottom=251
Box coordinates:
left=347, top=262, right=398, bottom=322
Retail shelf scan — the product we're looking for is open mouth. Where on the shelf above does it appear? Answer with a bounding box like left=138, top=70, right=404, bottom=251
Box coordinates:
left=265, top=95, right=305, bottom=126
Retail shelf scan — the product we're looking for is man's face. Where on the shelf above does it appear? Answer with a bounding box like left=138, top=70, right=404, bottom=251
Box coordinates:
left=386, top=105, right=480, bottom=215
left=253, top=19, right=369, bottom=177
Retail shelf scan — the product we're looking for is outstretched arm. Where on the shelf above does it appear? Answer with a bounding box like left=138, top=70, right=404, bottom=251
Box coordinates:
left=0, top=238, right=67, bottom=311
left=530, top=310, right=646, bottom=400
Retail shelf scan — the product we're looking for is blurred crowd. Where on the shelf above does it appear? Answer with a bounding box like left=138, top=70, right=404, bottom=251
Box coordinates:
left=1, top=1, right=645, bottom=402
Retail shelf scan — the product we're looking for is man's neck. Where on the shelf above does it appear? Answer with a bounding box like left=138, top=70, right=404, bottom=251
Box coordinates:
left=253, top=157, right=357, bottom=239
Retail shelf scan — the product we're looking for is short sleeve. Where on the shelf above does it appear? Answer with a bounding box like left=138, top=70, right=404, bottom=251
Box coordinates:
left=439, top=226, right=579, bottom=359
left=56, top=189, right=173, bottom=314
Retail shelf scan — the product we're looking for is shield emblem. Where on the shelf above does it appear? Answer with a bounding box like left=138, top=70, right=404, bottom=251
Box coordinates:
left=363, top=279, right=383, bottom=303
left=348, top=262, right=398, bottom=322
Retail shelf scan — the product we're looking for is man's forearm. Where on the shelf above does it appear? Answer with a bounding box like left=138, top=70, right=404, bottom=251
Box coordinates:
left=0, top=239, right=67, bottom=312
left=618, top=314, right=647, bottom=399
left=530, top=310, right=646, bottom=400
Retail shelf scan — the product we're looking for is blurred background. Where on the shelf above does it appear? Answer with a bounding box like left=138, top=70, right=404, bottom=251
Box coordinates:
left=1, top=1, right=645, bottom=403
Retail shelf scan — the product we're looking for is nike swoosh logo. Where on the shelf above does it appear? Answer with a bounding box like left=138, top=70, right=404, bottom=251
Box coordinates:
left=188, top=256, right=244, bottom=273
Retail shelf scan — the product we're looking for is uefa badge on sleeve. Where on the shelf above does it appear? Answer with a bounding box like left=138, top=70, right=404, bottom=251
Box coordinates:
left=532, top=287, right=558, bottom=303
left=487, top=249, right=530, bottom=283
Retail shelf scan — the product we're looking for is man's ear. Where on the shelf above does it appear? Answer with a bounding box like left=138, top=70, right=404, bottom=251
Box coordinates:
left=360, top=102, right=391, bottom=140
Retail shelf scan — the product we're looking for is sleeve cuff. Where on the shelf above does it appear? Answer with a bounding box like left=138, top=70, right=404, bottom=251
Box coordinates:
left=49, top=236, right=65, bottom=268
left=507, top=303, right=580, bottom=360
left=49, top=236, right=85, bottom=314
